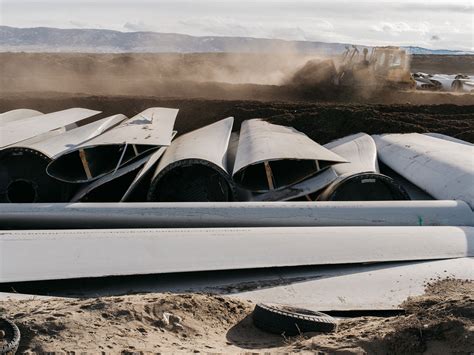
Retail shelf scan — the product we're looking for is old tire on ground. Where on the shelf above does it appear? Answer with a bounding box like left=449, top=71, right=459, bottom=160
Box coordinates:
left=0, top=318, right=20, bottom=355
left=252, top=303, right=337, bottom=336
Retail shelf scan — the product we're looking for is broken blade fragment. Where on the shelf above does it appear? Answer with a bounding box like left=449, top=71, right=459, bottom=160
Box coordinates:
left=47, top=107, right=178, bottom=183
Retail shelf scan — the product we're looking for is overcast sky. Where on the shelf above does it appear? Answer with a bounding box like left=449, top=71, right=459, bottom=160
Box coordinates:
left=1, top=0, right=473, bottom=50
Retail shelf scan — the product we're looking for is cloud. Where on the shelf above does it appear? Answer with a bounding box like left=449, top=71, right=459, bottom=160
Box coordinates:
left=371, top=21, right=431, bottom=36
left=178, top=17, right=252, bottom=37
left=178, top=16, right=336, bottom=42
left=123, top=21, right=153, bottom=32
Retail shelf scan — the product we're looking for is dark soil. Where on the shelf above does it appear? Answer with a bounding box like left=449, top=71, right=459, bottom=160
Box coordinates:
left=1, top=93, right=473, bottom=143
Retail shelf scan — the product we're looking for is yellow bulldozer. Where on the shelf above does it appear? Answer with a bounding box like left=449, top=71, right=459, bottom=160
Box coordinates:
left=289, top=45, right=416, bottom=92
left=338, top=45, right=415, bottom=90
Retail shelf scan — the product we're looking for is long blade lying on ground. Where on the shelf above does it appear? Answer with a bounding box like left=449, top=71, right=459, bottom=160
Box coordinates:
left=1, top=226, right=472, bottom=282
left=24, top=258, right=469, bottom=311
left=1, top=200, right=471, bottom=229
left=227, top=258, right=474, bottom=311
left=2, top=259, right=472, bottom=311
left=0, top=258, right=474, bottom=314
left=168, top=258, right=474, bottom=311
left=374, top=133, right=474, bottom=209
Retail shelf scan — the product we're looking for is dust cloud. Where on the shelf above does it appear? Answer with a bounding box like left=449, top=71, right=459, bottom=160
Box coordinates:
left=1, top=51, right=472, bottom=104
left=0, top=51, right=319, bottom=97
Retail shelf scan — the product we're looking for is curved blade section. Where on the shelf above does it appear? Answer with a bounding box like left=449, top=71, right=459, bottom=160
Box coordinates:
left=1, top=108, right=101, bottom=148
left=374, top=133, right=474, bottom=209
left=148, top=117, right=235, bottom=202
left=0, top=109, right=43, bottom=125
left=324, top=132, right=379, bottom=175
left=47, top=108, right=178, bottom=183
left=233, top=119, right=346, bottom=192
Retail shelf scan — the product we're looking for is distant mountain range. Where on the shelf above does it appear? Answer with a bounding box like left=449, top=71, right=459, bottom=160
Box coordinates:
left=0, top=26, right=472, bottom=55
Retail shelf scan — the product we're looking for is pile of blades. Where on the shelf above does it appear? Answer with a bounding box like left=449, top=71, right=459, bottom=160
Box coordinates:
left=1, top=107, right=473, bottom=312
left=1, top=107, right=473, bottom=207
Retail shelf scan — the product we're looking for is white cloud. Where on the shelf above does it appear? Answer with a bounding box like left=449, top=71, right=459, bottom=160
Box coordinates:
left=123, top=21, right=154, bottom=32
left=371, top=21, right=430, bottom=36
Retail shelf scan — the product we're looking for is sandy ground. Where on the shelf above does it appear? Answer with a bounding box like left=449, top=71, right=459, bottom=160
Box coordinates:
left=0, top=279, right=472, bottom=353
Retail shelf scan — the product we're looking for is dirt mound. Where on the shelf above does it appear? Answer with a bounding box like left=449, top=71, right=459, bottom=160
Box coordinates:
left=0, top=279, right=472, bottom=353
left=296, top=279, right=474, bottom=354
left=384, top=279, right=474, bottom=353
left=286, top=59, right=338, bottom=87
left=0, top=293, right=256, bottom=353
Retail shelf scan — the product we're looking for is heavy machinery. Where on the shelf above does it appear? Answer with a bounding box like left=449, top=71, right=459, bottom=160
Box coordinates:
left=289, top=45, right=416, bottom=92
left=338, top=46, right=415, bottom=90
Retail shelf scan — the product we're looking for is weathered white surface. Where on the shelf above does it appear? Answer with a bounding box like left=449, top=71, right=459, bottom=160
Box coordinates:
left=229, top=258, right=474, bottom=310
left=424, top=133, right=473, bottom=146
left=11, top=114, right=127, bottom=158
left=77, top=107, right=177, bottom=147
left=0, top=108, right=101, bottom=148
left=374, top=133, right=474, bottom=209
left=152, top=117, right=233, bottom=180
left=58, top=258, right=471, bottom=310
left=1, top=226, right=472, bottom=282
left=382, top=166, right=435, bottom=200
left=1, top=200, right=472, bottom=229
left=324, top=133, right=379, bottom=175
left=232, top=119, right=346, bottom=176
left=0, top=109, right=43, bottom=125
left=3, top=259, right=472, bottom=310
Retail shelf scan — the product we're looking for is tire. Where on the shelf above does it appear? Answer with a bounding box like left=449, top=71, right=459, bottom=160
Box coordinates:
left=252, top=303, right=337, bottom=336
left=0, top=318, right=20, bottom=355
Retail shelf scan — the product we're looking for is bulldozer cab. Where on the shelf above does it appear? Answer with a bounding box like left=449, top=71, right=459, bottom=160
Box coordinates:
left=370, top=47, right=409, bottom=71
